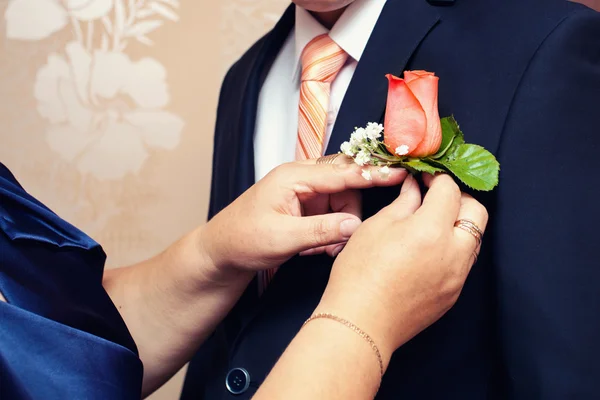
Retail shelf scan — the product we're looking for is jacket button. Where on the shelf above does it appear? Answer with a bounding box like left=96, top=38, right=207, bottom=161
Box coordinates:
left=225, top=368, right=250, bottom=395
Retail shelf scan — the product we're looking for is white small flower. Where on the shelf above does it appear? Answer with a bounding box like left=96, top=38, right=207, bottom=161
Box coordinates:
left=362, top=169, right=373, bottom=181
left=379, top=166, right=390, bottom=178
left=395, top=145, right=410, bottom=156
left=350, top=127, right=367, bottom=146
left=354, top=150, right=371, bottom=166
left=365, top=122, right=383, bottom=141
left=355, top=127, right=367, bottom=139
left=340, top=141, right=355, bottom=156
left=368, top=122, right=384, bottom=134
left=366, top=130, right=381, bottom=141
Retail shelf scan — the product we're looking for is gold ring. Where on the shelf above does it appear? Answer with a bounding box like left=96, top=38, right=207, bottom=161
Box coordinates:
left=316, top=154, right=342, bottom=165
left=454, top=219, right=484, bottom=246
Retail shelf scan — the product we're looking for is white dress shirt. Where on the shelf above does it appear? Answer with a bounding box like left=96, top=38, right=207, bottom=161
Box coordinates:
left=253, top=0, right=387, bottom=181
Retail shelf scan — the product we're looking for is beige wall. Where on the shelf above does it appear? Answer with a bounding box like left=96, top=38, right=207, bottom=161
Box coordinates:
left=0, top=1, right=287, bottom=399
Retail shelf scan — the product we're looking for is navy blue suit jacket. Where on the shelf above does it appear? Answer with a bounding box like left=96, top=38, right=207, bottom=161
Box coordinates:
left=182, top=0, right=600, bottom=398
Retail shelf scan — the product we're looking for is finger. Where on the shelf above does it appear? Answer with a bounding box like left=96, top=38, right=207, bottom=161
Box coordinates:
left=299, top=243, right=346, bottom=258
left=421, top=172, right=436, bottom=188
left=302, top=189, right=361, bottom=219
left=288, top=213, right=361, bottom=254
left=415, top=173, right=461, bottom=227
left=378, top=174, right=422, bottom=220
left=302, top=157, right=363, bottom=217
left=302, top=193, right=330, bottom=217
left=454, top=193, right=489, bottom=255
left=325, top=243, right=345, bottom=258
left=298, top=154, right=355, bottom=166
left=330, top=189, right=361, bottom=219
left=299, top=246, right=327, bottom=257
left=285, top=162, right=408, bottom=196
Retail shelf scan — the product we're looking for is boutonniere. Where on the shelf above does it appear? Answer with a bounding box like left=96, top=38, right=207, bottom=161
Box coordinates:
left=341, top=71, right=500, bottom=191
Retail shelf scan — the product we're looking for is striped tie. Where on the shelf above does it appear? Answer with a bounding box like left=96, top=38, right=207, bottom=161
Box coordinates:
left=296, top=34, right=349, bottom=160
left=260, top=34, right=348, bottom=294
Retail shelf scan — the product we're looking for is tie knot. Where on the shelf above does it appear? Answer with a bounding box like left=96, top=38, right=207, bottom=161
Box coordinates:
left=301, top=34, right=348, bottom=83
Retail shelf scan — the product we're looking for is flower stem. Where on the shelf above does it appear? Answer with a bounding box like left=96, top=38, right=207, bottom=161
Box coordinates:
left=369, top=152, right=402, bottom=164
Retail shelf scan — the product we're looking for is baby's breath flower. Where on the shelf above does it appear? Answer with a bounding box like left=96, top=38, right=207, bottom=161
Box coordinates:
left=365, top=122, right=383, bottom=141
left=362, top=169, right=373, bottom=181
left=379, top=166, right=390, bottom=179
left=340, top=141, right=355, bottom=156
left=395, top=145, right=410, bottom=156
left=370, top=122, right=384, bottom=134
left=354, top=150, right=371, bottom=166
left=350, top=127, right=367, bottom=146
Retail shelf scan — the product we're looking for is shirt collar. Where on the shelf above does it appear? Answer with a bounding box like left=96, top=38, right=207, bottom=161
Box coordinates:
left=292, top=0, right=388, bottom=81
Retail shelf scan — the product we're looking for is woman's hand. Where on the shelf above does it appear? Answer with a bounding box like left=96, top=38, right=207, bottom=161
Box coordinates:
left=254, top=173, right=488, bottom=400
left=315, top=173, right=488, bottom=362
left=200, top=159, right=408, bottom=280
left=106, top=157, right=405, bottom=396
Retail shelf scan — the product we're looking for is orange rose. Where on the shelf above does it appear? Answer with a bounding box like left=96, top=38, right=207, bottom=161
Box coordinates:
left=383, top=71, right=442, bottom=158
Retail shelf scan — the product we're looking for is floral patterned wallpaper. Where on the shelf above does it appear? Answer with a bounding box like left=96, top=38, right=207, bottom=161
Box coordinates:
left=220, top=0, right=284, bottom=69
left=0, top=2, right=287, bottom=398
left=0, top=0, right=289, bottom=400
left=0, top=0, right=287, bottom=272
left=6, top=1, right=185, bottom=180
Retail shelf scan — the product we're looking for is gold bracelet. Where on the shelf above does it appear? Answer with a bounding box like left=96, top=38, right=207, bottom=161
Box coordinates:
left=302, top=313, right=384, bottom=379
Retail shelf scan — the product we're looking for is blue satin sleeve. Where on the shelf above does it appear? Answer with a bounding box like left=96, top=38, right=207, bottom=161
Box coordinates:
left=0, top=162, right=143, bottom=399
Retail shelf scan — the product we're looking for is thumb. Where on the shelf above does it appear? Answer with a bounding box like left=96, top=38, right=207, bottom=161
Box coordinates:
left=287, top=213, right=362, bottom=255
left=379, top=174, right=422, bottom=220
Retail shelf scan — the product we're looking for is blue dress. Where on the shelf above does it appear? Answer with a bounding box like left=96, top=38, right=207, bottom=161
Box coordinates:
left=0, top=163, right=143, bottom=399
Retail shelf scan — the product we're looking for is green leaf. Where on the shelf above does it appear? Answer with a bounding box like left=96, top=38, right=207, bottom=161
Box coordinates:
left=432, top=135, right=457, bottom=160
left=449, top=123, right=465, bottom=148
left=436, top=144, right=500, bottom=191
left=432, top=116, right=464, bottom=159
left=401, top=159, right=446, bottom=175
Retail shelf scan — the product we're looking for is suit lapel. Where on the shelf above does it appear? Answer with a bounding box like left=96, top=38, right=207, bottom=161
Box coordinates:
left=232, top=5, right=295, bottom=198
left=326, top=0, right=442, bottom=155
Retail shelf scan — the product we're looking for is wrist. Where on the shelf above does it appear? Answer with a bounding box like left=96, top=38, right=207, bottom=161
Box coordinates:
left=312, top=294, right=395, bottom=370
left=192, top=225, right=255, bottom=290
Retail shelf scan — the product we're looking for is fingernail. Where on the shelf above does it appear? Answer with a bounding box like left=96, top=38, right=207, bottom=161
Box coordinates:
left=401, top=174, right=414, bottom=193
left=331, top=244, right=344, bottom=258
left=340, top=219, right=361, bottom=239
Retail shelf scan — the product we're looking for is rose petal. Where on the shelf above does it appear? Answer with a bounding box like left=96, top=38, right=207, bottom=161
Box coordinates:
left=404, top=70, right=435, bottom=82
left=383, top=74, right=427, bottom=156
left=405, top=74, right=442, bottom=157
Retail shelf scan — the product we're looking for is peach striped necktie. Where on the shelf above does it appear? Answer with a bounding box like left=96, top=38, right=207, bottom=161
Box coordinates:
left=296, top=34, right=349, bottom=160
left=260, top=35, right=348, bottom=294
